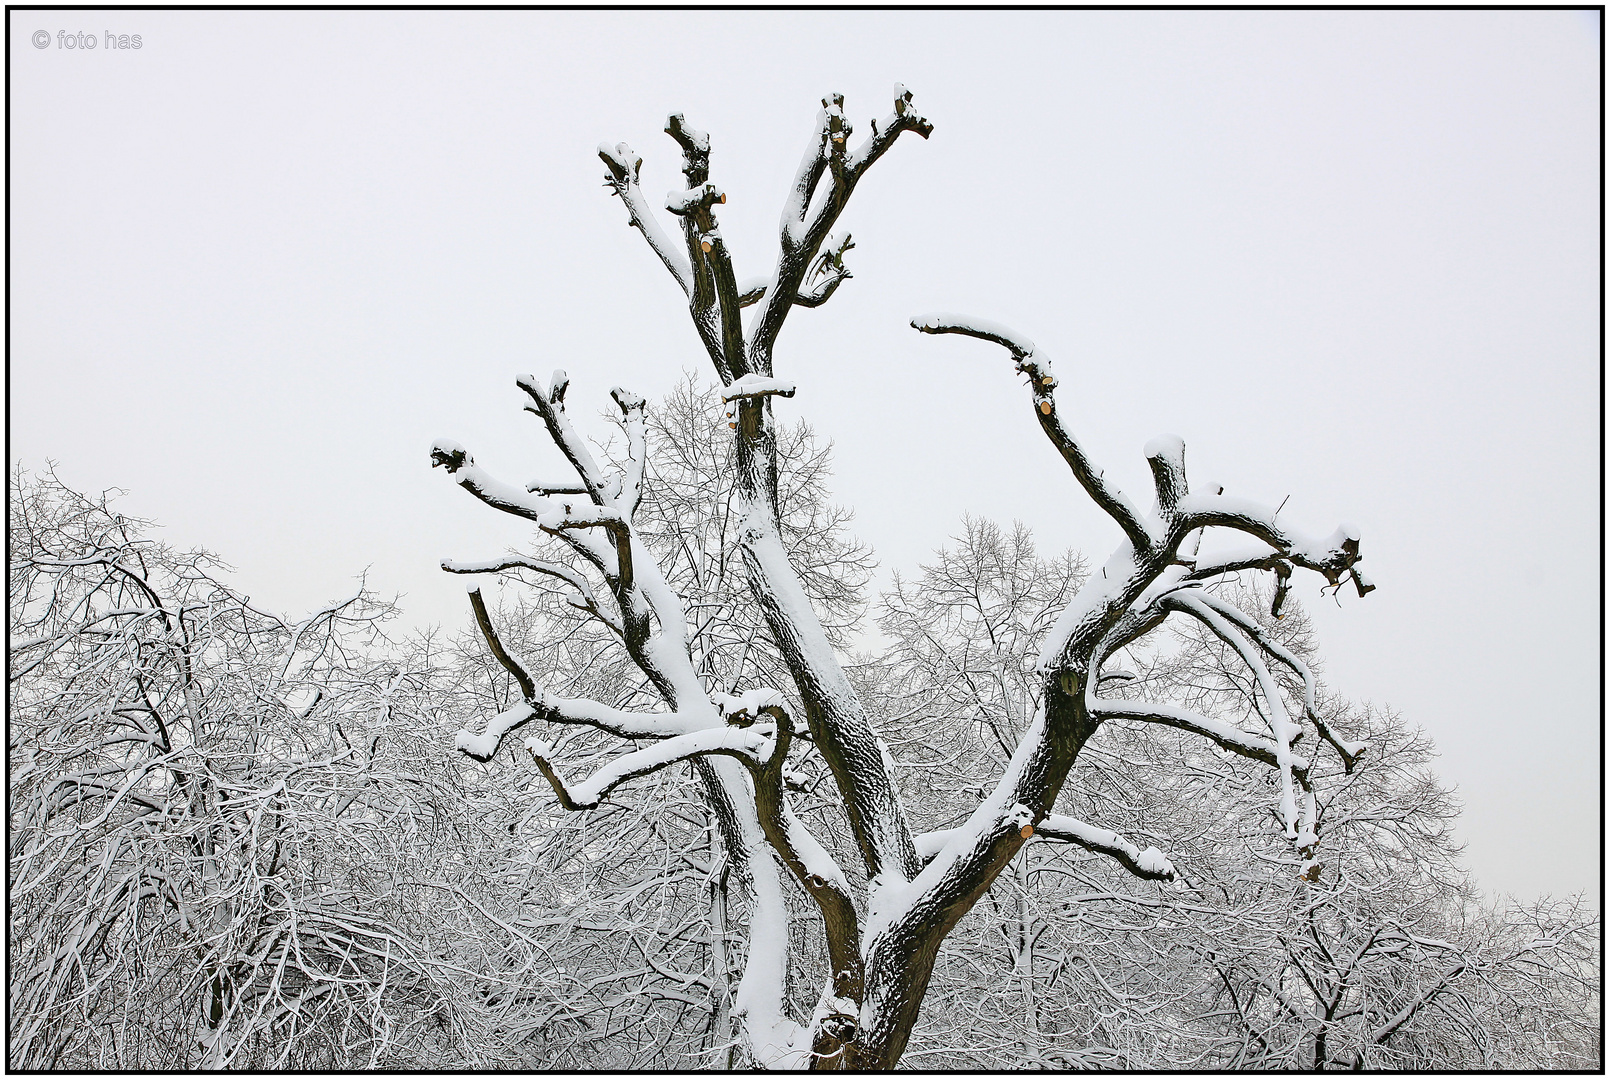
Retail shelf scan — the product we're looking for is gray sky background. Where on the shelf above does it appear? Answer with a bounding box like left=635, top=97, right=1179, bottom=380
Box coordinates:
left=10, top=10, right=1600, bottom=903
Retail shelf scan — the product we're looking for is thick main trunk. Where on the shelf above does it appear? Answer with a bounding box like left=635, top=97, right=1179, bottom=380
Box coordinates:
left=816, top=681, right=1102, bottom=1070
left=732, top=399, right=918, bottom=884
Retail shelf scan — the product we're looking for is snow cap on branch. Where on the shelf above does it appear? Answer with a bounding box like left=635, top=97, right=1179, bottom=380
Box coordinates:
left=429, top=439, right=471, bottom=474
left=610, top=386, right=645, bottom=413
left=721, top=375, right=798, bottom=402
left=597, top=142, right=642, bottom=184
left=663, top=112, right=709, bottom=153
left=910, top=313, right=1056, bottom=388
left=666, top=182, right=726, bottom=216
left=714, top=687, right=787, bottom=726
left=454, top=702, right=537, bottom=761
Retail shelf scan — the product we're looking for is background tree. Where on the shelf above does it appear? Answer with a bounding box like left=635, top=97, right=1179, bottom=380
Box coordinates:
left=432, top=87, right=1387, bottom=1069
left=10, top=375, right=1596, bottom=1068
left=8, top=469, right=491, bottom=1069
left=872, top=532, right=1599, bottom=1069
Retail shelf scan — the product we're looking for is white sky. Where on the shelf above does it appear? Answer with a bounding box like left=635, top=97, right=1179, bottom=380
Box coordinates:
left=9, top=10, right=1600, bottom=904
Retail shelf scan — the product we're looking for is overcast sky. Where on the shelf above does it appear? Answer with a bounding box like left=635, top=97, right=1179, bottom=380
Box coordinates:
left=10, top=10, right=1600, bottom=904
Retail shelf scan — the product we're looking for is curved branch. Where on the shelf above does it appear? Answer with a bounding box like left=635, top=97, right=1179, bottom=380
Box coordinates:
left=430, top=441, right=549, bottom=522
left=911, top=314, right=1154, bottom=553
left=1035, top=814, right=1176, bottom=882
left=1176, top=493, right=1370, bottom=596
left=1160, top=589, right=1310, bottom=845
left=1087, top=697, right=1305, bottom=776
left=443, top=555, right=598, bottom=605
left=526, top=727, right=776, bottom=811
left=1184, top=589, right=1368, bottom=771
left=725, top=694, right=864, bottom=1015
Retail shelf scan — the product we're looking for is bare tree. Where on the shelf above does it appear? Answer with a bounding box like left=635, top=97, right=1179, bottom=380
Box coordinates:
left=872, top=546, right=1598, bottom=1069
left=438, top=381, right=875, bottom=1068
left=434, top=87, right=1376, bottom=1068
left=8, top=470, right=486, bottom=1069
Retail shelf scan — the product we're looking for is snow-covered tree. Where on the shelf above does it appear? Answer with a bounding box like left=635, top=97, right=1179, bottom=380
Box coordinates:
left=433, top=87, right=1385, bottom=1069
left=870, top=529, right=1599, bottom=1069
left=435, top=380, right=876, bottom=1067
left=8, top=470, right=492, bottom=1069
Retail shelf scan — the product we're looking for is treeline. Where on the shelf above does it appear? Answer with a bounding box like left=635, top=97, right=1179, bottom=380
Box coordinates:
left=8, top=391, right=1599, bottom=1069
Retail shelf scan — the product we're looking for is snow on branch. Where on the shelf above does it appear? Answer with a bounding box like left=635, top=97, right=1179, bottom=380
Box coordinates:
left=911, top=813, right=1174, bottom=882
left=665, top=181, right=726, bottom=218
left=516, top=370, right=610, bottom=503
left=1144, top=434, right=1189, bottom=516
left=1087, top=697, right=1306, bottom=776
left=524, top=726, right=777, bottom=811
left=736, top=234, right=857, bottom=310
left=798, top=232, right=856, bottom=307
left=750, top=87, right=932, bottom=366
left=724, top=691, right=866, bottom=1037
left=656, top=113, right=750, bottom=381
left=610, top=386, right=648, bottom=518
left=664, top=112, right=710, bottom=184
left=599, top=140, right=693, bottom=295
left=1182, top=588, right=1368, bottom=771
left=845, top=84, right=934, bottom=182
left=1035, top=814, right=1176, bottom=882
left=434, top=382, right=629, bottom=576
left=1176, top=493, right=1372, bottom=598
left=454, top=702, right=538, bottom=761
left=429, top=441, right=550, bottom=523
left=912, top=314, right=1153, bottom=553
left=1160, top=589, right=1312, bottom=848
left=524, top=477, right=589, bottom=495
left=721, top=375, right=797, bottom=402
left=911, top=313, right=1041, bottom=361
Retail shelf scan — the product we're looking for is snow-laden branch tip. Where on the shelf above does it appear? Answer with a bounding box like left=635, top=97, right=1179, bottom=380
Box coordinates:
left=599, top=140, right=693, bottom=295
left=1035, top=814, right=1177, bottom=882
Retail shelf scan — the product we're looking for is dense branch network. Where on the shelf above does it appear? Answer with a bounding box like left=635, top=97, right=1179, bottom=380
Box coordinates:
left=436, top=89, right=1373, bottom=1070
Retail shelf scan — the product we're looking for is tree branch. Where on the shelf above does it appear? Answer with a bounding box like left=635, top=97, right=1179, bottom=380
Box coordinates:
left=1160, top=589, right=1312, bottom=847
left=665, top=114, right=746, bottom=381
left=1175, top=493, right=1371, bottom=597
left=1184, top=589, right=1368, bottom=772
left=1086, top=698, right=1302, bottom=774
left=721, top=693, right=865, bottom=1033
left=525, top=727, right=776, bottom=812
left=911, top=314, right=1154, bottom=553
left=466, top=584, right=535, bottom=700
left=749, top=86, right=932, bottom=368
left=1035, top=814, right=1177, bottom=882
left=598, top=141, right=693, bottom=295
left=610, top=386, right=648, bottom=518
left=442, top=555, right=622, bottom=635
